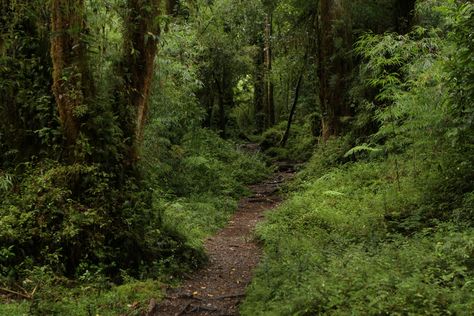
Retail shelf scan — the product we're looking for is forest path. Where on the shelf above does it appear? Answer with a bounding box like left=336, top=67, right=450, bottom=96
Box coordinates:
left=154, top=164, right=294, bottom=315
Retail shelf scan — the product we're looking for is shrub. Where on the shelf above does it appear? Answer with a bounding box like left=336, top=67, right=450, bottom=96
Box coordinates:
left=0, top=161, right=204, bottom=282
left=259, top=121, right=317, bottom=162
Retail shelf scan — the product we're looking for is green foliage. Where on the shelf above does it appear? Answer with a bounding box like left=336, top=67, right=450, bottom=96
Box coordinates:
left=344, top=143, right=382, bottom=158
left=150, top=22, right=205, bottom=139
left=0, top=271, right=165, bottom=316
left=174, top=129, right=269, bottom=196
left=259, top=121, right=316, bottom=162
left=352, top=1, right=474, bottom=221
left=444, top=2, right=474, bottom=147
left=295, top=136, right=352, bottom=182
left=0, top=0, right=60, bottom=166
left=0, top=161, right=203, bottom=282
left=160, top=195, right=237, bottom=244
left=1, top=3, right=271, bottom=310
left=349, top=0, right=399, bottom=34
left=243, top=2, right=474, bottom=314
left=230, top=77, right=256, bottom=135
left=242, top=152, right=474, bottom=315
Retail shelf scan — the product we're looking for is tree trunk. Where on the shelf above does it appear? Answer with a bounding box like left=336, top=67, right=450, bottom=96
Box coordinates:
left=396, top=0, right=416, bottom=34
left=254, top=33, right=265, bottom=132
left=281, top=66, right=304, bottom=147
left=263, top=12, right=275, bottom=128
left=121, top=0, right=161, bottom=163
left=206, top=94, right=214, bottom=129
left=214, top=75, right=226, bottom=138
left=51, top=0, right=94, bottom=149
left=198, top=85, right=214, bottom=129
left=318, top=0, right=352, bottom=141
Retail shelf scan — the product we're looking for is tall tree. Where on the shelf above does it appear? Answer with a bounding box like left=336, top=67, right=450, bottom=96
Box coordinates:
left=51, top=0, right=94, bottom=150
left=263, top=11, right=275, bottom=128
left=254, top=32, right=266, bottom=132
left=51, top=0, right=161, bottom=164
left=318, top=0, right=352, bottom=141
left=280, top=61, right=305, bottom=147
left=119, top=0, right=161, bottom=163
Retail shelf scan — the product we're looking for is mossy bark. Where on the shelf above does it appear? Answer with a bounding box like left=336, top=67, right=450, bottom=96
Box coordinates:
left=121, top=0, right=161, bottom=163
left=51, top=0, right=94, bottom=149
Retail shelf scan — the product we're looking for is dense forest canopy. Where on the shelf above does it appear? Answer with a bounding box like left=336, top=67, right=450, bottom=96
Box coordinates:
left=0, top=0, right=473, bottom=314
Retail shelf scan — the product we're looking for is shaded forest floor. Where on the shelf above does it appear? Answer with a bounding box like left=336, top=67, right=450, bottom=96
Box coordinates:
left=155, top=165, right=294, bottom=315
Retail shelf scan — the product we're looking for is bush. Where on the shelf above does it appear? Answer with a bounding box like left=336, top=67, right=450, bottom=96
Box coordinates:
left=242, top=154, right=474, bottom=315
left=259, top=121, right=316, bottom=162
left=0, top=161, right=204, bottom=282
left=146, top=128, right=271, bottom=248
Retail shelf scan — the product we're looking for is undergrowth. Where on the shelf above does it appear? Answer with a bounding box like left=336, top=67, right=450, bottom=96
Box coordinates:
left=0, top=276, right=165, bottom=316
left=256, top=120, right=316, bottom=162
left=242, top=3, right=474, bottom=315
left=0, top=131, right=270, bottom=314
left=242, top=144, right=474, bottom=315
left=144, top=128, right=270, bottom=243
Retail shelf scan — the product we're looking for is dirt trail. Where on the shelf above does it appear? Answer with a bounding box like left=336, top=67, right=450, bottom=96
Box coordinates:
left=155, top=166, right=294, bottom=316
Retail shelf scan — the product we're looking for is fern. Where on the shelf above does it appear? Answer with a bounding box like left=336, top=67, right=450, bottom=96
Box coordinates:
left=344, top=144, right=382, bottom=158
left=0, top=172, right=13, bottom=192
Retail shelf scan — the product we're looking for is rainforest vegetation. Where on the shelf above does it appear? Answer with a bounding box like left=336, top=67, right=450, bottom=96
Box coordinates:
left=0, top=0, right=473, bottom=314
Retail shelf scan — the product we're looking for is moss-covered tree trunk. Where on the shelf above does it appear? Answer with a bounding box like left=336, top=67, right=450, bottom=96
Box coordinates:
left=318, top=0, right=352, bottom=141
left=121, top=0, right=161, bottom=164
left=51, top=0, right=94, bottom=149
left=52, top=0, right=161, bottom=165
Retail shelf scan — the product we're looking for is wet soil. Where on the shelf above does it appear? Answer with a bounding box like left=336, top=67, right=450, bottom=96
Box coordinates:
left=155, top=166, right=294, bottom=316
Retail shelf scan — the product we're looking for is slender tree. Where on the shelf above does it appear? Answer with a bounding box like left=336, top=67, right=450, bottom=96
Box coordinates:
left=281, top=49, right=309, bottom=147
left=254, top=30, right=266, bottom=132
left=120, top=0, right=161, bottom=163
left=280, top=65, right=304, bottom=147
left=263, top=12, right=275, bottom=128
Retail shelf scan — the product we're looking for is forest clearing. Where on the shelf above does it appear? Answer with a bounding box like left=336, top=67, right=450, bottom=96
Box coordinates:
left=1, top=0, right=473, bottom=315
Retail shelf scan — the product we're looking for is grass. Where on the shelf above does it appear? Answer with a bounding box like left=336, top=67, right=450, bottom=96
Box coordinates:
left=0, top=279, right=165, bottom=316
left=241, top=140, right=474, bottom=315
